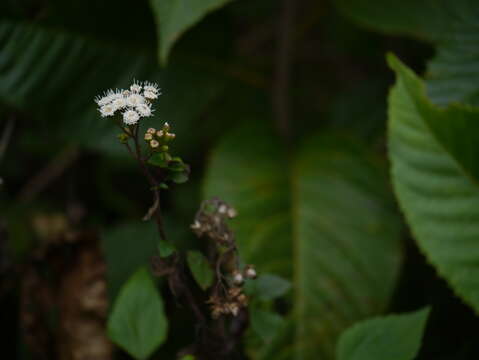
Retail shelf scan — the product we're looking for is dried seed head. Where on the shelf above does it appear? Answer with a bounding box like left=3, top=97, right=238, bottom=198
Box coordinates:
left=191, top=220, right=201, bottom=230
left=218, top=204, right=228, bottom=214
left=244, top=265, right=257, bottom=279
left=228, top=303, right=240, bottom=316
left=233, top=271, right=244, bottom=285
left=228, top=287, right=242, bottom=298
left=227, top=207, right=237, bottom=219
left=237, top=294, right=248, bottom=306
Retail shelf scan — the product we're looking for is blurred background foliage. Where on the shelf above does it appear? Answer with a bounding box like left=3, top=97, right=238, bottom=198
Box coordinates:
left=1, top=0, right=479, bottom=359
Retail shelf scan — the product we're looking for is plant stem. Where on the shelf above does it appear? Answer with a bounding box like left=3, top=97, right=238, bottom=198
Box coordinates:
left=126, top=126, right=168, bottom=242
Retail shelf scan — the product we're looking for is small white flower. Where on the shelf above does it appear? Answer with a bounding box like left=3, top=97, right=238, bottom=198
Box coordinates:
left=136, top=103, right=153, bottom=117
left=150, top=140, right=159, bottom=148
left=112, top=97, right=127, bottom=111
left=126, top=93, right=145, bottom=107
left=99, top=104, right=115, bottom=117
left=143, top=81, right=160, bottom=94
left=130, top=81, right=142, bottom=93
left=110, top=90, right=123, bottom=101
left=144, top=90, right=158, bottom=100
left=123, top=110, right=140, bottom=125
left=144, top=133, right=153, bottom=140
left=147, top=128, right=156, bottom=134
left=95, top=89, right=115, bottom=106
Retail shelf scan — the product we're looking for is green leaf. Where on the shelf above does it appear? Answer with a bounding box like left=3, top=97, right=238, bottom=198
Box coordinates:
left=337, top=307, right=430, bottom=360
left=158, top=239, right=176, bottom=258
left=169, top=170, right=189, bottom=184
left=244, top=274, right=291, bottom=301
left=102, top=222, right=159, bottom=300
left=186, top=250, right=214, bottom=290
left=250, top=308, right=285, bottom=343
left=107, top=267, right=168, bottom=360
left=204, top=124, right=402, bottom=359
left=149, top=152, right=171, bottom=168
left=148, top=0, right=233, bottom=64
left=388, top=54, right=479, bottom=312
left=426, top=3, right=479, bottom=106
left=168, top=157, right=187, bottom=172
left=335, top=1, right=479, bottom=106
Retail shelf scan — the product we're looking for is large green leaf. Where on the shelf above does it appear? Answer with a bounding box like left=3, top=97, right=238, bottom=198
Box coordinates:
left=337, top=307, right=430, bottom=360
left=148, top=0, right=233, bottom=64
left=388, top=54, right=479, bottom=311
left=107, top=267, right=168, bottom=360
left=335, top=1, right=479, bottom=106
left=204, top=125, right=402, bottom=359
left=426, top=3, right=479, bottom=106
left=0, top=19, right=225, bottom=157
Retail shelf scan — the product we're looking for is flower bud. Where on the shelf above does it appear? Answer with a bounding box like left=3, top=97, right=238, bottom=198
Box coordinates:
left=144, top=133, right=153, bottom=140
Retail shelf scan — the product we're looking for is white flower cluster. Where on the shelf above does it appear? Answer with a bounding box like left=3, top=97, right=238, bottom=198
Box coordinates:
left=95, top=81, right=161, bottom=125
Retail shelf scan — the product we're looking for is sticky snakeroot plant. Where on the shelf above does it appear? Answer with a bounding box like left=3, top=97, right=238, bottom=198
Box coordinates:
left=95, top=81, right=257, bottom=360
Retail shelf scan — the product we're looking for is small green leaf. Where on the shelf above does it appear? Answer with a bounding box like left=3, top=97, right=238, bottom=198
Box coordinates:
left=244, top=274, right=291, bottom=301
left=250, top=308, right=285, bottom=343
left=169, top=158, right=187, bottom=172
left=179, top=356, right=195, bottom=360
left=169, top=171, right=189, bottom=184
left=187, top=251, right=214, bottom=290
left=158, top=239, right=176, bottom=258
left=107, top=267, right=168, bottom=360
left=337, top=307, right=430, bottom=360
left=148, top=152, right=171, bottom=168
left=148, top=0, right=233, bottom=63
